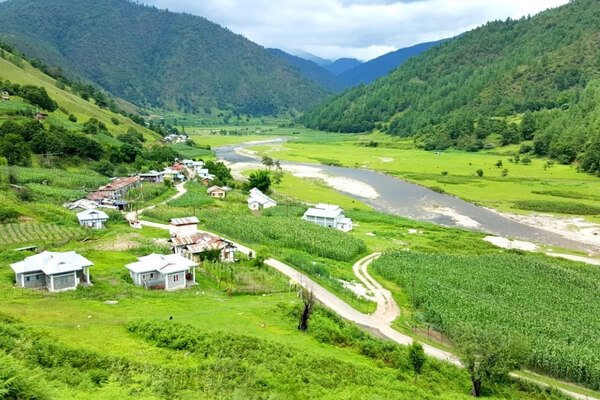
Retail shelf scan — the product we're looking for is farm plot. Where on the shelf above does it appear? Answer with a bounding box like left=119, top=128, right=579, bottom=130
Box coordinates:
left=373, top=251, right=600, bottom=389
left=0, top=223, right=85, bottom=247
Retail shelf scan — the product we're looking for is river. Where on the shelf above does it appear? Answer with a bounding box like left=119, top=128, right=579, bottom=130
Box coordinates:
left=216, top=139, right=596, bottom=253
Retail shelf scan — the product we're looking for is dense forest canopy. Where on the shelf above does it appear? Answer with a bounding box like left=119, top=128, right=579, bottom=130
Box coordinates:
left=301, top=0, right=600, bottom=175
left=0, top=0, right=327, bottom=116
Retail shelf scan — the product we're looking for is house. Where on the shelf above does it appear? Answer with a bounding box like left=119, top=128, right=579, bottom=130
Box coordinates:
left=34, top=112, right=48, bottom=121
left=77, top=209, right=109, bottom=229
left=207, top=186, right=227, bottom=199
left=138, top=170, right=164, bottom=183
left=63, top=198, right=101, bottom=212
left=181, top=159, right=194, bottom=167
left=162, top=167, right=185, bottom=182
left=87, top=176, right=140, bottom=203
left=171, top=232, right=237, bottom=263
left=10, top=251, right=93, bottom=292
left=247, top=188, right=277, bottom=211
left=125, top=254, right=198, bottom=291
left=1, top=91, right=9, bottom=101
left=169, top=216, right=199, bottom=237
left=200, top=174, right=216, bottom=186
left=303, top=204, right=353, bottom=232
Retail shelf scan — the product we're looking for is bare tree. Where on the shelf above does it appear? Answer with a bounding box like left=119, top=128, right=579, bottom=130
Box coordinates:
left=298, top=288, right=315, bottom=331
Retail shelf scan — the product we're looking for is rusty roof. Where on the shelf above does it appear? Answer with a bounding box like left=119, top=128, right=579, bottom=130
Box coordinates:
left=169, top=217, right=200, bottom=226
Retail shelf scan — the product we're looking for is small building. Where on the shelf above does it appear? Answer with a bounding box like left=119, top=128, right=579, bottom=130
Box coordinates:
left=34, top=112, right=48, bottom=121
left=181, top=159, right=194, bottom=167
left=303, top=204, right=353, bottom=232
left=87, top=176, right=140, bottom=203
left=171, top=232, right=237, bottom=263
left=77, top=209, right=109, bottom=229
left=138, top=170, right=164, bottom=183
left=169, top=216, right=199, bottom=237
left=125, top=254, right=198, bottom=291
left=247, top=188, right=277, bottom=211
left=200, top=174, right=216, bottom=186
left=10, top=251, right=93, bottom=292
left=1, top=91, right=9, bottom=101
left=162, top=167, right=185, bottom=182
left=207, top=186, right=227, bottom=199
left=64, top=198, right=101, bottom=212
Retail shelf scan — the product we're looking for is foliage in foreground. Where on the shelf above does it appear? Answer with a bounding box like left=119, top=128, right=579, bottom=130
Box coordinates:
left=373, top=251, right=600, bottom=389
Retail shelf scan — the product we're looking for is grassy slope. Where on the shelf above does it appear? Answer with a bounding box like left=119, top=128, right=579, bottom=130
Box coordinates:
left=0, top=55, right=159, bottom=141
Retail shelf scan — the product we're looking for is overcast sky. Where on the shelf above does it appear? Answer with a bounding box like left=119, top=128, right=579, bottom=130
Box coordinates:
left=142, top=0, right=569, bottom=61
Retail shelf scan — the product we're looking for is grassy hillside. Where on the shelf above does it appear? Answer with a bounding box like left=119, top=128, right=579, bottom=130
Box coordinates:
left=302, top=0, right=600, bottom=175
left=0, top=53, right=158, bottom=140
left=0, top=0, right=327, bottom=116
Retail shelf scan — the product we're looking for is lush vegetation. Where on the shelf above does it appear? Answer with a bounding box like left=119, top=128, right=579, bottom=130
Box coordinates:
left=302, top=0, right=600, bottom=174
left=0, top=0, right=326, bottom=116
left=372, top=251, right=600, bottom=389
left=513, top=200, right=600, bottom=215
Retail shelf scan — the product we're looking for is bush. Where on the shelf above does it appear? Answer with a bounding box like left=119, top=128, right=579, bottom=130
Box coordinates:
left=514, top=200, right=600, bottom=215
left=0, top=206, right=20, bottom=222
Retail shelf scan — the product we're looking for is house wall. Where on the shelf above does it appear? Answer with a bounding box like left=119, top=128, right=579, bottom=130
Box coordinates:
left=305, top=216, right=336, bottom=228
left=51, top=272, right=77, bottom=292
left=80, top=219, right=106, bottom=229
left=132, top=271, right=164, bottom=288
left=19, top=272, right=46, bottom=289
left=165, top=272, right=186, bottom=291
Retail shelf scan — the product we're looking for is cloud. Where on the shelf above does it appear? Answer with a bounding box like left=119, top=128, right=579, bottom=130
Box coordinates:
left=142, top=0, right=569, bottom=61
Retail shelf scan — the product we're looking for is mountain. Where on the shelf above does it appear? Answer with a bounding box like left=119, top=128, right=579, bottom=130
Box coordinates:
left=324, top=58, right=363, bottom=75
left=337, top=40, right=445, bottom=88
left=302, top=0, right=600, bottom=174
left=0, top=0, right=327, bottom=116
left=288, top=49, right=332, bottom=66
left=268, top=49, right=341, bottom=92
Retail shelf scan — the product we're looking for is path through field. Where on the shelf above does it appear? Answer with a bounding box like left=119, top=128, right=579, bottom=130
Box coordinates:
left=127, top=177, right=595, bottom=400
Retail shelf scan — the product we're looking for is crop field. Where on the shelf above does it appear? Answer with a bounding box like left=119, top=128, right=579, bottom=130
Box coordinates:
left=372, top=251, right=600, bottom=389
left=0, top=223, right=85, bottom=247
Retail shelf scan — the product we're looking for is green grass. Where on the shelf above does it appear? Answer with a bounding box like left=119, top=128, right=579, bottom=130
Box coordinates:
left=514, top=200, right=600, bottom=215
left=372, top=251, right=600, bottom=390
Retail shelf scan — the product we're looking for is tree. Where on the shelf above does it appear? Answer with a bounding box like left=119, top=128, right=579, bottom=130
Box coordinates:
left=495, top=160, right=503, bottom=169
left=476, top=169, right=484, bottom=177
left=501, top=169, right=509, bottom=177
left=261, top=155, right=274, bottom=170
left=298, top=288, right=315, bottom=331
left=513, top=154, right=520, bottom=164
left=247, top=170, right=271, bottom=193
left=0, top=134, right=31, bottom=166
left=520, top=111, right=537, bottom=140
left=521, top=157, right=531, bottom=165
left=454, top=329, right=526, bottom=397
left=408, top=341, right=426, bottom=383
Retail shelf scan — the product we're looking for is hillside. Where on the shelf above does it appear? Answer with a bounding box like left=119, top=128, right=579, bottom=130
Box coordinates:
left=268, top=48, right=342, bottom=92
left=0, top=0, right=327, bottom=116
left=302, top=0, right=600, bottom=175
left=337, top=40, right=445, bottom=88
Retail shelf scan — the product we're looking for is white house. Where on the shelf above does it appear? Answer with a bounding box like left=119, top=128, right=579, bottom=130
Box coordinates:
left=247, top=188, right=277, bottom=211
left=138, top=170, right=164, bottom=183
left=169, top=217, right=199, bottom=237
left=171, top=232, right=237, bottom=263
left=77, top=209, right=109, bottom=229
left=303, top=204, right=353, bottom=232
left=10, top=251, right=93, bottom=292
left=207, top=186, right=227, bottom=199
left=125, top=254, right=198, bottom=291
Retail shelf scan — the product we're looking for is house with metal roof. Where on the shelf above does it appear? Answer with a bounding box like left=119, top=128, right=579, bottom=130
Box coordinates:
left=207, top=185, right=228, bottom=199
left=247, top=188, right=277, bottom=211
left=125, top=254, right=198, bottom=291
left=138, top=170, right=164, bottom=183
left=171, top=232, right=237, bottom=263
left=169, top=216, right=199, bottom=237
left=77, top=209, right=109, bottom=229
left=10, top=251, right=93, bottom=292
left=303, top=204, right=353, bottom=232
left=87, top=176, right=140, bottom=203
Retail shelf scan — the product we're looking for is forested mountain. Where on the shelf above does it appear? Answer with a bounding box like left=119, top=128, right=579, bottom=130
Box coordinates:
left=0, top=0, right=326, bottom=116
left=268, top=49, right=341, bottom=92
left=324, top=58, right=363, bottom=75
left=302, top=0, right=600, bottom=175
left=337, top=40, right=444, bottom=88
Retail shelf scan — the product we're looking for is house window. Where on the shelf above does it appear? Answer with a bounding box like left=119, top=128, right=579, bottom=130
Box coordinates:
left=36, top=275, right=40, bottom=280
left=26, top=276, right=30, bottom=282
left=173, top=274, right=179, bottom=282
left=150, top=273, right=154, bottom=278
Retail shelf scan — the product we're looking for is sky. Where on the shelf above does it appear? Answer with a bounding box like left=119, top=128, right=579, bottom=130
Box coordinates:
left=142, top=0, right=569, bottom=62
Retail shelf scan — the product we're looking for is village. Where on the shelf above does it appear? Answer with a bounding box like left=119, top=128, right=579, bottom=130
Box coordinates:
left=10, top=159, right=354, bottom=293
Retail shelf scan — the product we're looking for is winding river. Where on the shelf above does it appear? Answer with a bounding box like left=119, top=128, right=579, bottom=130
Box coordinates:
left=216, top=139, right=597, bottom=253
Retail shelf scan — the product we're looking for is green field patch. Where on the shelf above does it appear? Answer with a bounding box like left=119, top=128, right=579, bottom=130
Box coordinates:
left=373, top=252, right=600, bottom=389
left=0, top=223, right=86, bottom=248
left=169, top=143, right=213, bottom=159
left=532, top=190, right=600, bottom=202
left=514, top=200, right=600, bottom=215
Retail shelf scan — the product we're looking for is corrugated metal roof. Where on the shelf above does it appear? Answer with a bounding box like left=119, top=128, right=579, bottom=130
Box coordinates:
left=125, top=254, right=197, bottom=274
left=169, top=217, right=200, bottom=226
left=11, top=251, right=93, bottom=275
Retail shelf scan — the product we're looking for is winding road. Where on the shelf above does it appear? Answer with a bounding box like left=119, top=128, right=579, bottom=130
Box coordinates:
left=126, top=173, right=595, bottom=399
